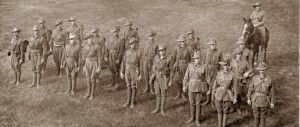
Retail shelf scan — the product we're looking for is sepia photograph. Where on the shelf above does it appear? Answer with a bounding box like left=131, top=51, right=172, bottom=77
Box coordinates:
left=0, top=0, right=298, bottom=126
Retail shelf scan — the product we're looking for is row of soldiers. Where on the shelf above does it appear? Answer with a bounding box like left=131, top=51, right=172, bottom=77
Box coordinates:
left=8, top=2, right=273, bottom=126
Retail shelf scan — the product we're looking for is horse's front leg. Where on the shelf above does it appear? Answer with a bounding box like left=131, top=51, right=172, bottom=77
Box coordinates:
left=263, top=48, right=267, bottom=63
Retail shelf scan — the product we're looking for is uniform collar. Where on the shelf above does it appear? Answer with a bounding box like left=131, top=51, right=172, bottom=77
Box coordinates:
left=210, top=48, right=217, bottom=51
left=160, top=55, right=166, bottom=59
left=33, top=35, right=39, bottom=39
left=13, top=36, right=19, bottom=40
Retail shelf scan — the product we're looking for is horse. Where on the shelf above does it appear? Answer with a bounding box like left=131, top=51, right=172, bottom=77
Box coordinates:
left=241, top=17, right=269, bottom=65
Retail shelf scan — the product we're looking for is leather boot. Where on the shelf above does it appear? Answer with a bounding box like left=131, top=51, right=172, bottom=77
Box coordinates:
left=260, top=114, right=266, bottom=127
left=195, top=105, right=201, bottom=127
left=160, top=97, right=166, bottom=116
left=89, top=82, right=95, bottom=100
left=16, top=72, right=21, bottom=85
left=222, top=113, right=228, bottom=127
left=151, top=96, right=160, bottom=114
left=142, top=77, right=149, bottom=93
left=150, top=78, right=155, bottom=94
left=185, top=105, right=195, bottom=123
left=122, top=88, right=132, bottom=107
left=108, top=74, right=115, bottom=86
left=55, top=64, right=60, bottom=77
left=9, top=72, right=17, bottom=85
left=65, top=79, right=72, bottom=94
left=28, top=73, right=37, bottom=87
left=173, top=85, right=181, bottom=99
left=83, top=81, right=91, bottom=98
left=182, top=91, right=188, bottom=101
left=114, top=74, right=120, bottom=90
left=130, top=88, right=137, bottom=108
left=71, top=78, right=76, bottom=95
left=36, top=72, right=41, bottom=88
left=218, top=113, right=223, bottom=127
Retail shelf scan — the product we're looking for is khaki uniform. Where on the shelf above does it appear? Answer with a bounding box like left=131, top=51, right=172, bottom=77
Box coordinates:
left=9, top=37, right=25, bottom=72
left=233, top=48, right=251, bottom=62
left=186, top=37, right=200, bottom=53
left=105, top=35, right=125, bottom=87
left=28, top=35, right=46, bottom=73
left=141, top=41, right=158, bottom=93
left=247, top=75, right=274, bottom=127
left=39, top=26, right=52, bottom=71
left=250, top=10, right=266, bottom=42
left=67, top=24, right=84, bottom=45
left=152, top=55, right=171, bottom=97
left=183, top=63, right=208, bottom=125
left=124, top=28, right=139, bottom=49
left=92, top=35, right=106, bottom=60
left=50, top=28, right=67, bottom=75
left=62, top=44, right=81, bottom=78
left=82, top=44, right=102, bottom=82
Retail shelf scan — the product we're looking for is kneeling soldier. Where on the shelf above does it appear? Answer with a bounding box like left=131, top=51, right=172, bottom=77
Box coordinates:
left=120, top=38, right=142, bottom=108
left=82, top=33, right=102, bottom=100
left=150, top=45, right=171, bottom=116
left=183, top=52, right=209, bottom=127
left=61, top=34, right=81, bottom=95
left=212, top=59, right=236, bottom=127
left=247, top=62, right=274, bottom=127
left=27, top=25, right=47, bottom=88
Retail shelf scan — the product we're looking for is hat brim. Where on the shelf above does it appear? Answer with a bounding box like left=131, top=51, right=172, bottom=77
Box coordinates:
left=12, top=30, right=21, bottom=33
left=187, top=32, right=194, bottom=34
left=158, top=48, right=166, bottom=51
left=124, top=23, right=132, bottom=26
left=236, top=41, right=245, bottom=44
left=218, top=62, right=229, bottom=66
left=54, top=21, right=63, bottom=26
left=253, top=4, right=261, bottom=7
left=68, top=19, right=76, bottom=22
left=256, top=67, right=267, bottom=71
left=207, top=42, right=216, bottom=45
left=147, top=33, right=156, bottom=37
left=192, top=57, right=200, bottom=59
left=177, top=39, right=185, bottom=42
left=111, top=30, right=119, bottom=33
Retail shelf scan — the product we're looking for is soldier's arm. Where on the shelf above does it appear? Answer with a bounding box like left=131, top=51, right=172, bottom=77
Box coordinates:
left=120, top=52, right=127, bottom=74
left=118, top=39, right=125, bottom=61
left=42, top=38, right=47, bottom=60
left=61, top=47, right=66, bottom=66
left=247, top=78, right=255, bottom=101
left=182, top=64, right=190, bottom=89
left=20, top=40, right=25, bottom=61
left=78, top=47, right=82, bottom=68
left=97, top=46, right=102, bottom=68
left=135, top=30, right=140, bottom=47
left=258, top=11, right=266, bottom=26
left=211, top=76, right=218, bottom=98
left=269, top=79, right=274, bottom=105
left=49, top=37, right=54, bottom=51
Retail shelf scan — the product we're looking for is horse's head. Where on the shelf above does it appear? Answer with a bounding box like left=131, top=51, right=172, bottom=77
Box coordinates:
left=242, top=17, right=254, bottom=39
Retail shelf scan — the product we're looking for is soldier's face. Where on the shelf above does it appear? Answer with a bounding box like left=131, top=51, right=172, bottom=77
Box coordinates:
left=194, top=58, right=200, bottom=64
left=188, top=33, right=194, bottom=38
left=69, top=39, right=75, bottom=45
left=159, top=50, right=165, bottom=56
left=256, top=6, right=261, bottom=11
left=93, top=32, right=98, bottom=36
left=236, top=54, right=242, bottom=60
left=130, top=43, right=135, bottom=49
left=113, top=31, right=118, bottom=36
left=180, top=41, right=186, bottom=47
left=239, top=44, right=245, bottom=48
left=210, top=44, right=216, bottom=49
left=13, top=32, right=19, bottom=37
left=148, top=36, right=154, bottom=41
left=88, top=39, right=92, bottom=44
left=260, top=70, right=265, bottom=77
left=70, top=20, right=75, bottom=25
left=223, top=65, right=229, bottom=71
left=126, top=25, right=132, bottom=30
left=33, top=30, right=38, bottom=35
left=39, top=23, right=44, bottom=28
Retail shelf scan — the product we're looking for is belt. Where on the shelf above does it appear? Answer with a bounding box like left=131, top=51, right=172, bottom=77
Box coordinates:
left=190, top=79, right=201, bottom=82
left=254, top=93, right=267, bottom=96
left=53, top=44, right=62, bottom=47
left=86, top=57, right=98, bottom=61
left=30, top=49, right=41, bottom=53
left=219, top=87, right=225, bottom=90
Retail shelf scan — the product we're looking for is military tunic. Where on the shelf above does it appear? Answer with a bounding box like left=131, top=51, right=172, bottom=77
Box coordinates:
left=61, top=44, right=81, bottom=78
left=67, top=24, right=83, bottom=45
left=92, top=35, right=106, bottom=60
left=212, top=70, right=235, bottom=114
left=28, top=35, right=46, bottom=72
left=121, top=49, right=141, bottom=88
left=247, top=75, right=274, bottom=127
left=186, top=37, right=200, bottom=53
left=124, top=28, right=139, bottom=50
left=50, top=28, right=67, bottom=64
left=233, top=47, right=251, bottom=62
left=82, top=43, right=102, bottom=82
left=9, top=37, right=25, bottom=72
left=250, top=10, right=266, bottom=42
left=105, top=35, right=125, bottom=75
left=141, top=41, right=158, bottom=87
left=152, top=55, right=171, bottom=97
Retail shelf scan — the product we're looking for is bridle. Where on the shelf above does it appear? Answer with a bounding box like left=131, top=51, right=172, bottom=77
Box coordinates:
left=243, top=24, right=257, bottom=40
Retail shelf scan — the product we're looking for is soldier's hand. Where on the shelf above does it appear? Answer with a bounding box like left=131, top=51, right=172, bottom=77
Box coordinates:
left=60, top=64, right=63, bottom=69
left=270, top=103, right=274, bottom=108
left=19, top=59, right=23, bottom=64
left=137, top=75, right=142, bottom=82
left=183, top=87, right=187, bottom=92
left=50, top=48, right=53, bottom=52
left=233, top=99, right=237, bottom=104
left=116, top=59, right=119, bottom=64
left=104, top=58, right=108, bottom=62
left=168, top=81, right=172, bottom=87
left=206, top=90, right=210, bottom=95
left=120, top=73, right=124, bottom=79
left=247, top=100, right=251, bottom=105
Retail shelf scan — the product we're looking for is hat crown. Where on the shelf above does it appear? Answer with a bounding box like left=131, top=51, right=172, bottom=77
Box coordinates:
left=91, top=27, right=99, bottom=33
left=32, top=25, right=39, bottom=31
left=253, top=1, right=262, bottom=6
left=256, top=62, right=268, bottom=70
left=12, top=27, right=20, bottom=32
left=192, top=52, right=200, bottom=59
left=69, top=16, right=76, bottom=21
left=38, top=18, right=45, bottom=23
left=54, top=19, right=63, bottom=26
left=187, top=29, right=194, bottom=34
left=158, top=45, right=166, bottom=51
left=208, top=38, right=217, bottom=44
left=125, top=20, right=132, bottom=26
left=147, top=30, right=156, bottom=37
left=112, top=26, right=120, bottom=32
left=177, top=34, right=186, bottom=42
left=69, top=33, right=76, bottom=39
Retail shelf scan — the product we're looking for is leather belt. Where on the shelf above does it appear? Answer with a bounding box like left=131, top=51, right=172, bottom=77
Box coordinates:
left=30, top=49, right=41, bottom=53
left=254, top=93, right=267, bottom=96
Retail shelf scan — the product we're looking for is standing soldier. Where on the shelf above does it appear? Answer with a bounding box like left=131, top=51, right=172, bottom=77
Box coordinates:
left=183, top=52, right=209, bottom=127
left=150, top=45, right=171, bottom=116
left=250, top=1, right=267, bottom=43
left=61, top=34, right=81, bottom=95
left=38, top=18, right=52, bottom=73
left=67, top=17, right=84, bottom=46
left=8, top=27, right=26, bottom=86
left=202, top=38, right=223, bottom=106
left=186, top=29, right=201, bottom=53
left=91, top=27, right=106, bottom=82
left=105, top=26, right=125, bottom=89
left=230, top=48, right=253, bottom=115
left=120, top=38, right=142, bottom=108
left=233, top=37, right=251, bottom=63
left=82, top=33, right=102, bottom=100
left=212, top=59, right=236, bottom=127
left=141, top=30, right=158, bottom=94
left=171, top=34, right=192, bottom=100
left=123, top=20, right=139, bottom=50
left=50, top=20, right=67, bottom=77
left=27, top=25, right=47, bottom=88
left=247, top=62, right=274, bottom=127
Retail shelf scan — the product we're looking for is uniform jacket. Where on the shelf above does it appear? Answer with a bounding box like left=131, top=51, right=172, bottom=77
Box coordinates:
left=123, top=28, right=139, bottom=46
left=121, top=49, right=141, bottom=75
left=233, top=47, right=250, bottom=62
left=67, top=24, right=84, bottom=42
left=183, top=63, right=208, bottom=93
left=151, top=55, right=171, bottom=85
left=202, top=48, right=222, bottom=67
left=61, top=44, right=82, bottom=66
left=230, top=59, right=252, bottom=78
left=9, top=37, right=25, bottom=55
left=82, top=43, right=102, bottom=67
left=28, top=35, right=46, bottom=58
left=92, top=35, right=106, bottom=59
left=50, top=28, right=67, bottom=48
left=172, top=44, right=193, bottom=64
left=105, top=35, right=125, bottom=61
left=186, top=37, right=200, bottom=52
left=212, top=70, right=236, bottom=101
left=141, top=41, right=158, bottom=61
left=250, top=10, right=266, bottom=27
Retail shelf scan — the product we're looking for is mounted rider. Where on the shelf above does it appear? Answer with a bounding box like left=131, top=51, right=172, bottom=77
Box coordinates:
left=250, top=1, right=267, bottom=43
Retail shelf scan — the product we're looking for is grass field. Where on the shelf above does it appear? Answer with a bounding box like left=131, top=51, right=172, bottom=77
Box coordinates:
left=0, top=0, right=298, bottom=126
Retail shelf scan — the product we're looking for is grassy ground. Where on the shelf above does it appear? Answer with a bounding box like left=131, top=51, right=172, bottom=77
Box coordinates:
left=0, top=0, right=298, bottom=126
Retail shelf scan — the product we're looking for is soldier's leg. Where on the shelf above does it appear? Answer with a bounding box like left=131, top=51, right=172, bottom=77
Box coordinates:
left=83, top=79, right=91, bottom=98
left=41, top=55, right=48, bottom=73
left=10, top=56, right=18, bottom=84
left=36, top=72, right=41, bottom=88
left=10, top=72, right=17, bottom=85
left=160, top=88, right=167, bottom=116
left=195, top=92, right=201, bottom=127
left=122, top=73, right=132, bottom=107
left=260, top=107, right=268, bottom=127
left=186, top=91, right=195, bottom=123
left=65, top=78, right=72, bottom=94
left=252, top=105, right=260, bottom=127
left=71, top=71, right=78, bottom=95
left=173, top=80, right=181, bottom=99
left=152, top=82, right=161, bottom=114
left=222, top=102, right=231, bottom=127
left=16, top=71, right=21, bottom=85
left=130, top=87, right=137, bottom=108
left=214, top=100, right=223, bottom=127
left=28, top=67, right=37, bottom=88
left=89, top=77, right=96, bottom=100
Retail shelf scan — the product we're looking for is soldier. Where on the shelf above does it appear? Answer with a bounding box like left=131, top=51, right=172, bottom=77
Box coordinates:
left=61, top=34, right=81, bottom=95
left=183, top=52, right=209, bottom=127
left=233, top=37, right=251, bottom=63
left=247, top=62, right=274, bottom=127
left=67, top=17, right=84, bottom=46
left=91, top=27, right=106, bottom=82
left=230, top=48, right=253, bottom=115
left=250, top=1, right=267, bottom=43
left=141, top=30, right=158, bottom=94
left=186, top=29, right=201, bottom=53
left=27, top=25, right=47, bottom=88
left=120, top=38, right=142, bottom=108
left=82, top=33, right=102, bottom=100
left=8, top=27, right=25, bottom=86
left=150, top=45, right=171, bottom=116
left=171, top=34, right=193, bottom=100
left=212, top=59, right=236, bottom=127
left=38, top=18, right=52, bottom=73
left=202, top=38, right=223, bottom=106
left=123, top=20, right=139, bottom=50
left=50, top=20, right=67, bottom=77
left=104, top=26, right=125, bottom=89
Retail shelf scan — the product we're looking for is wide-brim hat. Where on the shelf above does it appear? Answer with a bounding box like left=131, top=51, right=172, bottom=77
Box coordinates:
left=68, top=16, right=76, bottom=22
left=32, top=25, right=39, bottom=31
left=236, top=37, right=246, bottom=44
left=158, top=45, right=166, bottom=51
left=146, top=30, right=156, bottom=37
left=253, top=1, right=262, bottom=7
left=84, top=33, right=93, bottom=40
left=187, top=29, right=194, bottom=34
left=38, top=18, right=45, bottom=24
left=54, top=20, right=63, bottom=26
left=12, top=27, right=21, bottom=33
left=192, top=52, right=200, bottom=59
left=91, top=27, right=99, bottom=33
left=124, top=20, right=132, bottom=26
left=177, top=34, right=186, bottom=42
left=68, top=33, right=76, bottom=40
left=256, top=62, right=268, bottom=70
left=218, top=59, right=230, bottom=66
left=110, top=26, right=120, bottom=32
left=207, top=38, right=217, bottom=45
left=128, top=37, right=137, bottom=44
